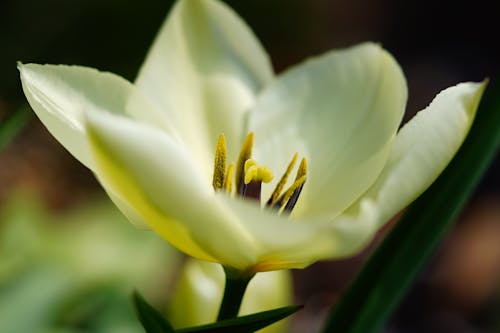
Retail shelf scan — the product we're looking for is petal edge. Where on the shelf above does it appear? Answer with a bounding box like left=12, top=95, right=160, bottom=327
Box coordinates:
left=345, top=80, right=487, bottom=226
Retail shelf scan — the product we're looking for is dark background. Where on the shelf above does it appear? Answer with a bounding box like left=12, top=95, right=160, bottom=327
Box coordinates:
left=1, top=1, right=499, bottom=332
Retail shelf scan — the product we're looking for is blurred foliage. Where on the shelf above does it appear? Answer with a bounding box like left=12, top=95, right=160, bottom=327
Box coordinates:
left=0, top=193, right=180, bottom=333
left=0, top=106, right=31, bottom=151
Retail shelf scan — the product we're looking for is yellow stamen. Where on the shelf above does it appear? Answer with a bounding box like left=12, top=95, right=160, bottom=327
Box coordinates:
left=244, top=159, right=273, bottom=184
left=235, top=132, right=254, bottom=193
left=224, top=163, right=235, bottom=194
left=212, top=134, right=226, bottom=190
left=268, top=153, right=298, bottom=205
left=211, top=132, right=307, bottom=213
left=279, top=175, right=307, bottom=213
left=296, top=157, right=307, bottom=180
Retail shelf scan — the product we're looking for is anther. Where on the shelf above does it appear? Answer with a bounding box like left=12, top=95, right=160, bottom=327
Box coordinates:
left=267, top=153, right=298, bottom=206
left=283, top=176, right=306, bottom=213
left=224, top=163, right=235, bottom=194
left=212, top=132, right=306, bottom=214
left=273, top=175, right=306, bottom=213
left=212, top=134, right=226, bottom=191
left=271, top=157, right=307, bottom=213
left=296, top=157, right=307, bottom=179
left=235, top=132, right=254, bottom=195
left=282, top=158, right=308, bottom=212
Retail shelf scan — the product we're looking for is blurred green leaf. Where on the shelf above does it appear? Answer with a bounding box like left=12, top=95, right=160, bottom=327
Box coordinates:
left=133, top=291, right=176, bottom=333
left=321, top=80, right=500, bottom=333
left=0, top=106, right=31, bottom=151
left=133, top=289, right=300, bottom=333
left=0, top=265, right=72, bottom=332
left=0, top=195, right=178, bottom=333
left=177, top=305, right=302, bottom=333
left=57, top=286, right=145, bottom=333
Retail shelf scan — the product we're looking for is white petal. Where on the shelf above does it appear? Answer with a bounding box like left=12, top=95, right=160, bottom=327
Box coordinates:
left=220, top=196, right=379, bottom=271
left=87, top=104, right=382, bottom=269
left=135, top=0, right=274, bottom=181
left=249, top=43, right=408, bottom=218
left=344, top=81, right=487, bottom=226
left=85, top=111, right=261, bottom=270
left=19, top=63, right=168, bottom=169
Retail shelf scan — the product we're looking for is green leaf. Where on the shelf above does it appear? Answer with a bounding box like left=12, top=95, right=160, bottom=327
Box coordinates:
left=0, top=105, right=31, bottom=151
left=321, top=80, right=500, bottom=333
left=0, top=266, right=73, bottom=333
left=132, top=291, right=175, bottom=333
left=178, top=305, right=302, bottom=333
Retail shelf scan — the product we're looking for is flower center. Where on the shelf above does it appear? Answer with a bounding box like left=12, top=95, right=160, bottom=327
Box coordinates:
left=212, top=132, right=307, bottom=214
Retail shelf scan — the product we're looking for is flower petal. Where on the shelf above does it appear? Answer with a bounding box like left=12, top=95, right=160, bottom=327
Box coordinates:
left=88, top=105, right=380, bottom=270
left=135, top=0, right=274, bottom=181
left=343, top=81, right=487, bottom=226
left=85, top=111, right=261, bottom=270
left=18, top=63, right=169, bottom=169
left=219, top=196, right=379, bottom=271
left=249, top=43, right=408, bottom=218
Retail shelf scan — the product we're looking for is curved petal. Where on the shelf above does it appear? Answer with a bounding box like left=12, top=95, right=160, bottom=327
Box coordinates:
left=343, top=81, right=487, bottom=226
left=18, top=63, right=169, bottom=169
left=220, top=196, right=380, bottom=272
left=135, top=0, right=274, bottom=181
left=249, top=43, right=408, bottom=218
left=104, top=187, right=150, bottom=229
left=85, top=111, right=261, bottom=270
left=87, top=103, right=382, bottom=270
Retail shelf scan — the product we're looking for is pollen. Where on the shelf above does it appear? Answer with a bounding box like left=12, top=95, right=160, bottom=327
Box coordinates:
left=211, top=132, right=307, bottom=214
left=235, top=132, right=254, bottom=194
left=269, top=157, right=307, bottom=213
left=296, top=157, right=307, bottom=179
left=280, top=175, right=306, bottom=213
left=267, top=153, right=298, bottom=206
left=224, top=163, right=235, bottom=194
left=212, top=134, right=226, bottom=191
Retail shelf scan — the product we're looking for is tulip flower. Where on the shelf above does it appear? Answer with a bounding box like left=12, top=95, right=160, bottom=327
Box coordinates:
left=19, top=0, right=485, bottom=274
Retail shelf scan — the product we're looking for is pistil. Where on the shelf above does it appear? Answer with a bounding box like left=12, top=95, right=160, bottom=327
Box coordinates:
left=212, top=132, right=307, bottom=214
left=242, top=159, right=273, bottom=201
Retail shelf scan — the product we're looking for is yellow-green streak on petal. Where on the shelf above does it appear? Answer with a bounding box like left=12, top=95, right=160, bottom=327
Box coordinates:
left=86, top=124, right=217, bottom=263
left=212, top=134, right=227, bottom=190
left=250, top=259, right=307, bottom=274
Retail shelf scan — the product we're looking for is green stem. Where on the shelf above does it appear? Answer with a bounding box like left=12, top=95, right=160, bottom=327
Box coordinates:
left=217, top=267, right=254, bottom=321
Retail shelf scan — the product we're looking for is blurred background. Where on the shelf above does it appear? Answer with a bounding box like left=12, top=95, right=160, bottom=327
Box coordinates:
left=1, top=0, right=499, bottom=332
